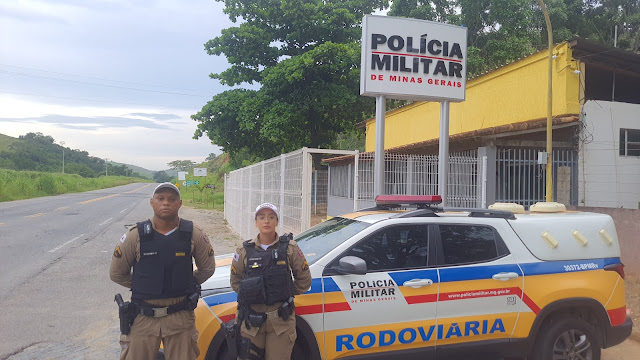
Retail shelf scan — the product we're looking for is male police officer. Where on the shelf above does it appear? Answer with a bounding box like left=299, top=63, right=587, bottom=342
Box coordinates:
left=230, top=203, right=312, bottom=360
left=110, top=182, right=216, bottom=360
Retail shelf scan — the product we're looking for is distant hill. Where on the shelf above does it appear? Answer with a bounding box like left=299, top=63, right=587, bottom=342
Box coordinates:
left=0, top=132, right=150, bottom=179
left=0, top=133, right=17, bottom=153
left=111, top=162, right=154, bottom=180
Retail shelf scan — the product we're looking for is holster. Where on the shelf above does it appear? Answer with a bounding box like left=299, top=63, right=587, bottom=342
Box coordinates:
left=277, top=297, right=295, bottom=321
left=186, top=292, right=199, bottom=311
left=222, top=321, right=239, bottom=360
left=247, top=311, right=266, bottom=328
left=114, top=294, right=133, bottom=335
left=238, top=335, right=265, bottom=360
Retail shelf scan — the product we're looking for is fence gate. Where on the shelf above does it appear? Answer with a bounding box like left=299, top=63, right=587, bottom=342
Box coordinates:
left=496, top=147, right=578, bottom=208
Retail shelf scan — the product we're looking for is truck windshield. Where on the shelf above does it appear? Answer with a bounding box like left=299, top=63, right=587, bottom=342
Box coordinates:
left=295, top=217, right=370, bottom=265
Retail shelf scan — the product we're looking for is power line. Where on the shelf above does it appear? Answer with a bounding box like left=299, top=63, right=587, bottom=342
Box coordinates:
left=0, top=69, right=210, bottom=97
left=0, top=63, right=210, bottom=94
left=0, top=90, right=199, bottom=109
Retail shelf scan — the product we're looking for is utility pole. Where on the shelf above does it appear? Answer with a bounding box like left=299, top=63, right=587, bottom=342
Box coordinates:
left=537, top=0, right=554, bottom=202
left=60, top=141, right=65, bottom=174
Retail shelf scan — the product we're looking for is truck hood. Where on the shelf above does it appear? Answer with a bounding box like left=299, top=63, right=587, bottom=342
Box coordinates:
left=200, top=253, right=233, bottom=296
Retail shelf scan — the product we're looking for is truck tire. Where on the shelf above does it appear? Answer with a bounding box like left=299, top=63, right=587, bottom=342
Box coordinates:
left=531, top=316, right=601, bottom=360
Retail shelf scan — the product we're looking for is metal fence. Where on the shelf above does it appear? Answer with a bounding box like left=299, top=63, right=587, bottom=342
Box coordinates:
left=312, top=170, right=328, bottom=215
left=329, top=151, right=480, bottom=208
left=496, top=147, right=578, bottom=208
left=225, top=148, right=357, bottom=239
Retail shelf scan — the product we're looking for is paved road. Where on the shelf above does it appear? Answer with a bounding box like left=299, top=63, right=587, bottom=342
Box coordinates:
left=0, top=183, right=154, bottom=359
left=0, top=183, right=637, bottom=359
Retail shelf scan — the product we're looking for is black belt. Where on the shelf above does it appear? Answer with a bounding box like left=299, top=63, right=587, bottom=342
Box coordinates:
left=134, top=293, right=198, bottom=318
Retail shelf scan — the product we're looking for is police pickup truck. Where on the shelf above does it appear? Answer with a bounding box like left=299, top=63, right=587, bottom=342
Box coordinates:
left=194, top=195, right=632, bottom=360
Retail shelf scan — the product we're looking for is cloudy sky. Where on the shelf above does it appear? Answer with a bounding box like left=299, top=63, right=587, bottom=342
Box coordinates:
left=0, top=0, right=236, bottom=170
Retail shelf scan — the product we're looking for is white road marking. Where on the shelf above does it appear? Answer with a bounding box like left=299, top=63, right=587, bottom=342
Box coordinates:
left=120, top=208, right=128, bottom=213
left=26, top=212, right=46, bottom=218
left=99, top=217, right=113, bottom=226
left=48, top=234, right=85, bottom=253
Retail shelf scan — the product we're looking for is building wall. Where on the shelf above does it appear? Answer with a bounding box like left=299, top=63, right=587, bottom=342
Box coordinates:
left=365, top=42, right=582, bottom=152
left=579, top=101, right=640, bottom=209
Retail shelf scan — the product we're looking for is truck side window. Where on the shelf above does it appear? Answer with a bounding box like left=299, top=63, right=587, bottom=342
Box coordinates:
left=439, top=225, right=507, bottom=265
left=341, top=225, right=430, bottom=272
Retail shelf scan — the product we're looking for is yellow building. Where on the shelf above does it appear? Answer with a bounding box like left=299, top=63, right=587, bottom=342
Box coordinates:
left=325, top=38, right=640, bottom=214
left=364, top=41, right=581, bottom=155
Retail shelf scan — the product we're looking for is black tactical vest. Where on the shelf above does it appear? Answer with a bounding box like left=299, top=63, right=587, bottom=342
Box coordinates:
left=131, top=219, right=195, bottom=300
left=239, top=236, right=294, bottom=306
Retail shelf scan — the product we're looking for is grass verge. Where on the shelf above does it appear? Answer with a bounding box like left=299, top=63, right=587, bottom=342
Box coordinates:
left=0, top=169, right=149, bottom=202
left=179, top=186, right=224, bottom=211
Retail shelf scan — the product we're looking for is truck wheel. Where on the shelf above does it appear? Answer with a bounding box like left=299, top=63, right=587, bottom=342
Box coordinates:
left=531, top=316, right=601, bottom=360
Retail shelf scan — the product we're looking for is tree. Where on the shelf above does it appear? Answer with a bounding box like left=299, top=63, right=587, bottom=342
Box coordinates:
left=389, top=0, right=639, bottom=77
left=153, top=170, right=173, bottom=183
left=65, top=163, right=98, bottom=177
left=194, top=0, right=387, bottom=163
left=167, top=160, right=196, bottom=172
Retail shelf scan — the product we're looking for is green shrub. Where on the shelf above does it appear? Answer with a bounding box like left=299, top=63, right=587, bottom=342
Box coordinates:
left=0, top=169, right=150, bottom=202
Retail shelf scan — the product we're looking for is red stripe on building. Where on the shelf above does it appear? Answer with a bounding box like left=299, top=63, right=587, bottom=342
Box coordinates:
left=607, top=306, right=627, bottom=326
left=404, top=293, right=438, bottom=304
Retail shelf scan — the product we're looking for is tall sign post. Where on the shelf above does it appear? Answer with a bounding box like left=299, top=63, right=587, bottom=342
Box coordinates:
left=360, top=15, right=467, bottom=206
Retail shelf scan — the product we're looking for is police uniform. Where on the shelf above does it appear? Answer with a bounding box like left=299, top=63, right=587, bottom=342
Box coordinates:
left=110, top=218, right=216, bottom=360
left=230, top=233, right=312, bottom=360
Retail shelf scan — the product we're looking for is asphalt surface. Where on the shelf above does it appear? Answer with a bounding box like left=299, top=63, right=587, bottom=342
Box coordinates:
left=0, top=183, right=155, bottom=359
left=0, top=183, right=637, bottom=359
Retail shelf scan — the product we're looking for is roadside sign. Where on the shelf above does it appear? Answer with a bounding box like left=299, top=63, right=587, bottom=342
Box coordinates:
left=185, top=180, right=200, bottom=186
left=193, top=168, right=207, bottom=177
left=178, top=171, right=188, bottom=180
left=205, top=184, right=215, bottom=189
left=360, top=15, right=467, bottom=101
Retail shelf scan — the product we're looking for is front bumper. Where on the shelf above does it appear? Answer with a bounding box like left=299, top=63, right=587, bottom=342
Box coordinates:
left=603, top=316, right=633, bottom=348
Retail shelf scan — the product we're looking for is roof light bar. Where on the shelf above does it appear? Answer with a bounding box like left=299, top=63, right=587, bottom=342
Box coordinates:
left=375, top=195, right=442, bottom=207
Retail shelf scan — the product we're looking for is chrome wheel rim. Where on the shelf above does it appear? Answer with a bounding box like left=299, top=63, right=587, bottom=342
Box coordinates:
left=552, top=329, right=592, bottom=360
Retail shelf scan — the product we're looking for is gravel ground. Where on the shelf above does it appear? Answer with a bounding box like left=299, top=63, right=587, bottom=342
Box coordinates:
left=179, top=206, right=244, bottom=255
left=625, top=274, right=640, bottom=340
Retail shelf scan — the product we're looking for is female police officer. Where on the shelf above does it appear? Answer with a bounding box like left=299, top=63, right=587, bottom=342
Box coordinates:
left=230, top=203, right=312, bottom=360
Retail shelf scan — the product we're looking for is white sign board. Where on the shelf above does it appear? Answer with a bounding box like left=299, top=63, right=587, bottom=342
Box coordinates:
left=178, top=171, right=188, bottom=181
left=360, top=15, right=467, bottom=102
left=193, top=168, right=207, bottom=177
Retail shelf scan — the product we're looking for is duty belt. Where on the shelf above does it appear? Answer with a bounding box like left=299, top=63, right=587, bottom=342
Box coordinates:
left=134, top=293, right=199, bottom=318
left=264, top=308, right=281, bottom=320
left=136, top=301, right=186, bottom=318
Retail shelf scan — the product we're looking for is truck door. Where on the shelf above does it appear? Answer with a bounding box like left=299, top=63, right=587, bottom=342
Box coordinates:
left=321, top=224, right=438, bottom=359
left=433, top=223, right=524, bottom=356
